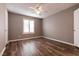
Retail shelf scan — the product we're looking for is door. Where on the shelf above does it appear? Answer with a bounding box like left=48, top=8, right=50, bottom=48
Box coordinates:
left=4, top=8, right=8, bottom=44
left=74, top=8, right=79, bottom=47
left=0, top=4, right=8, bottom=55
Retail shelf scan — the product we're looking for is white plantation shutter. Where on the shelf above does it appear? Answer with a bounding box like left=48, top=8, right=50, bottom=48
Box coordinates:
left=30, top=20, right=34, bottom=32
left=23, top=19, right=34, bottom=34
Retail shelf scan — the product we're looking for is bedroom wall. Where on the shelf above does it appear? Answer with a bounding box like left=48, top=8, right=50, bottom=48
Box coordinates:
left=43, top=4, right=79, bottom=44
left=8, top=13, right=42, bottom=40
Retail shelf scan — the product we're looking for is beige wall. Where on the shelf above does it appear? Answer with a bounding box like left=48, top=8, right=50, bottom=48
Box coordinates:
left=43, top=4, right=79, bottom=44
left=0, top=4, right=8, bottom=55
left=8, top=4, right=79, bottom=44
left=8, top=13, right=42, bottom=40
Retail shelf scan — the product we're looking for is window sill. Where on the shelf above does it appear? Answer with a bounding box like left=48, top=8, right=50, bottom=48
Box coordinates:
left=22, top=32, right=35, bottom=35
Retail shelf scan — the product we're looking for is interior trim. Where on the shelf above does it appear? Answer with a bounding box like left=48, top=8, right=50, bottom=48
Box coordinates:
left=8, top=36, right=43, bottom=43
left=43, top=36, right=74, bottom=46
left=8, top=36, right=77, bottom=47
left=0, top=47, right=6, bottom=56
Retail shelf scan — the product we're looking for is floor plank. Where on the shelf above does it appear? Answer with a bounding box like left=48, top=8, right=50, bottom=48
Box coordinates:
left=3, top=37, right=79, bottom=56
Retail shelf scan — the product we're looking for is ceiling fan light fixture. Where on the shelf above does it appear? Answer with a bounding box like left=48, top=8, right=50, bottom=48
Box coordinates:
left=36, top=6, right=42, bottom=15
left=36, top=9, right=40, bottom=15
left=29, top=3, right=43, bottom=15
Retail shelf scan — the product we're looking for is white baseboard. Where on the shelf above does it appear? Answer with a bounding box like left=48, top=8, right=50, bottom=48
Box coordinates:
left=0, top=47, right=6, bottom=56
left=43, top=36, right=74, bottom=46
left=8, top=36, right=43, bottom=43
left=8, top=36, right=75, bottom=47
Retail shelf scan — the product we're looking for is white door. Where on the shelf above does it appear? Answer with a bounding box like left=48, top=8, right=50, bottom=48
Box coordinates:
left=74, top=8, right=79, bottom=47
left=4, top=8, right=8, bottom=44
left=0, top=4, right=8, bottom=55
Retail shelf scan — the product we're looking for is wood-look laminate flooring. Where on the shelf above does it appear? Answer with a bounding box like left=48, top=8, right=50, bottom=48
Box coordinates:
left=3, top=37, right=79, bottom=56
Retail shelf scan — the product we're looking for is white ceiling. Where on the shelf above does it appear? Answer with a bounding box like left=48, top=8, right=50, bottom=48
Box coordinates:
left=6, top=3, right=77, bottom=18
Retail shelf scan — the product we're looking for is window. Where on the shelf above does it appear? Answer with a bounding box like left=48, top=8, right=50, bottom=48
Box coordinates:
left=23, top=19, right=34, bottom=34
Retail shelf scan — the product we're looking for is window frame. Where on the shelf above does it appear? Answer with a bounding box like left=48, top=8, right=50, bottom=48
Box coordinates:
left=23, top=18, right=35, bottom=34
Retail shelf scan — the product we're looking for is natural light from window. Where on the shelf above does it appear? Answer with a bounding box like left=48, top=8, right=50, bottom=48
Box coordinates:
left=23, top=19, right=34, bottom=34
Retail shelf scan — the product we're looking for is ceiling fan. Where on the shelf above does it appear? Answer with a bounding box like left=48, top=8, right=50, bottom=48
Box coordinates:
left=29, top=3, right=43, bottom=15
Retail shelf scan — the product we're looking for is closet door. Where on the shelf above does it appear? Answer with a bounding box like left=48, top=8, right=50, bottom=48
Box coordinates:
left=0, top=4, right=8, bottom=55
left=4, top=7, right=8, bottom=44
left=74, top=8, right=79, bottom=47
